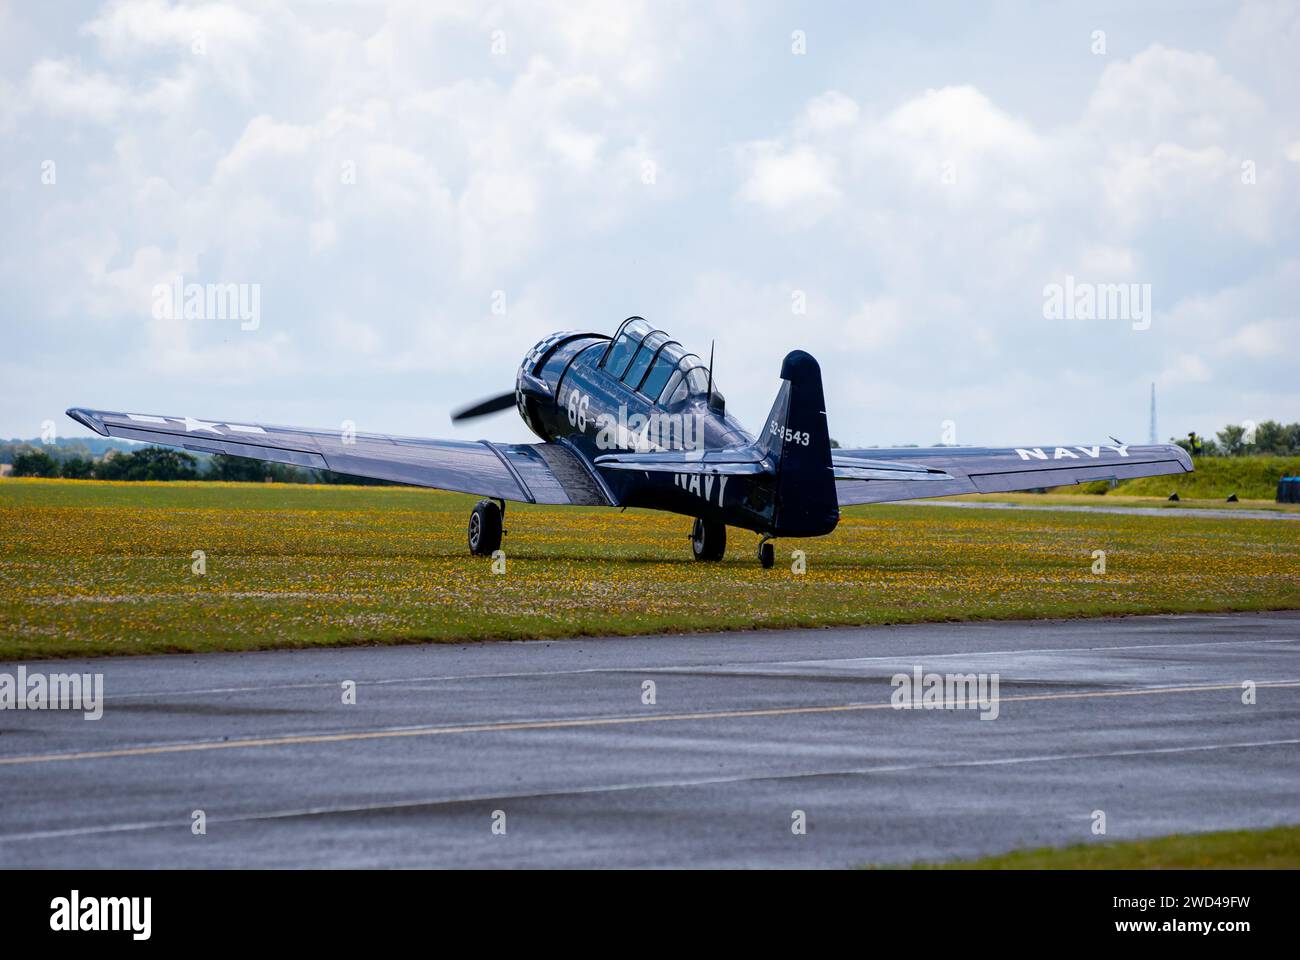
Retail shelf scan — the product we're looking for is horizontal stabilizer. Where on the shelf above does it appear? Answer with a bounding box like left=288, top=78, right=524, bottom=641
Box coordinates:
left=594, top=446, right=769, bottom=476
left=832, top=455, right=954, bottom=482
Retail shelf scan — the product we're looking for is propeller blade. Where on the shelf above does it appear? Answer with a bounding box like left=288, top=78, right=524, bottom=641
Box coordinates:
left=451, top=391, right=516, bottom=423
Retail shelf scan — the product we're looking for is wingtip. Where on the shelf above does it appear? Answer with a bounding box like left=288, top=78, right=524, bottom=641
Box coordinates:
left=65, top=407, right=108, bottom=436
left=1153, top=441, right=1194, bottom=472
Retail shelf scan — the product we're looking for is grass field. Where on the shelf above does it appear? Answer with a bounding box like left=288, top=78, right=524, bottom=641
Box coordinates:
left=1, top=478, right=1298, bottom=659
left=951, top=492, right=1300, bottom=513
left=911, top=825, right=1300, bottom=869
left=1066, top=455, right=1300, bottom=500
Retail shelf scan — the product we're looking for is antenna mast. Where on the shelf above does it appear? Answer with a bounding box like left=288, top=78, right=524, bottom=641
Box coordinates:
left=706, top=340, right=715, bottom=403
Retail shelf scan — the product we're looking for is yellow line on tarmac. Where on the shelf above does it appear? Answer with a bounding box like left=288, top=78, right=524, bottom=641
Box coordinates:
left=2, top=681, right=1297, bottom=766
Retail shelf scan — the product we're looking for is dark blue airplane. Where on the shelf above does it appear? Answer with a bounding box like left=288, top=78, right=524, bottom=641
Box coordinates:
left=68, top=317, right=1192, bottom=567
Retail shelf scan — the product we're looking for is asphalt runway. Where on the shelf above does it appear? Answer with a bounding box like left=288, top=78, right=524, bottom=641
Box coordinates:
left=2, top=612, right=1298, bottom=868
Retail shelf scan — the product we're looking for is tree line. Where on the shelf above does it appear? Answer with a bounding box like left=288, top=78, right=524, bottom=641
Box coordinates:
left=1174, top=420, right=1300, bottom=457
left=7, top=446, right=390, bottom=484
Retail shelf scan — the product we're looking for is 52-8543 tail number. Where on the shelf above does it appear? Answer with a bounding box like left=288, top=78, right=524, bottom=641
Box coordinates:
left=771, top=420, right=810, bottom=446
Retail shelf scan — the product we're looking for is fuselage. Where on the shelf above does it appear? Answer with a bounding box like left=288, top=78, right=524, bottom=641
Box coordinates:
left=511, top=321, right=825, bottom=537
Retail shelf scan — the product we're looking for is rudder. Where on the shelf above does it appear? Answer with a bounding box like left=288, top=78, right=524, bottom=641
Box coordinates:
left=759, top=350, right=838, bottom=536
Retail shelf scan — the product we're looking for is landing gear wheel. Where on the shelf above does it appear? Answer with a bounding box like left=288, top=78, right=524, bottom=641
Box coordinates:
left=468, top=499, right=503, bottom=556
left=690, top=517, right=726, bottom=561
left=757, top=538, right=775, bottom=569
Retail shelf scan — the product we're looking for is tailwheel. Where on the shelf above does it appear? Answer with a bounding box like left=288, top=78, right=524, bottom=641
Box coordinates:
left=757, top=537, right=775, bottom=569
left=468, top=498, right=503, bottom=556
left=690, top=517, right=726, bottom=561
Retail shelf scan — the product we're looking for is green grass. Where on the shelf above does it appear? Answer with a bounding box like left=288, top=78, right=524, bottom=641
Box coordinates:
left=1067, top=455, right=1300, bottom=500
left=2, top=477, right=1298, bottom=659
left=951, top=492, right=1300, bottom=513
left=908, top=825, right=1300, bottom=869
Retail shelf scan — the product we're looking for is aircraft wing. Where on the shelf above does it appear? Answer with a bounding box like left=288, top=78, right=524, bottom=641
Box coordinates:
left=833, top=443, right=1192, bottom=506
left=65, top=407, right=616, bottom=507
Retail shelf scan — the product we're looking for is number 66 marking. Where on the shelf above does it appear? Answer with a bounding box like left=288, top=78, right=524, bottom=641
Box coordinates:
left=567, top=388, right=590, bottom=431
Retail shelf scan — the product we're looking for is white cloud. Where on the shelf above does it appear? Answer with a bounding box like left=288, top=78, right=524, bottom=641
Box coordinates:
left=1157, top=353, right=1212, bottom=387
left=1226, top=319, right=1287, bottom=359
left=1080, top=245, right=1136, bottom=277
left=724, top=44, right=1298, bottom=442
left=1084, top=46, right=1263, bottom=145
left=1, top=6, right=1295, bottom=446
left=84, top=0, right=263, bottom=58
left=877, top=85, right=1040, bottom=160
left=798, top=90, right=859, bottom=135
left=28, top=60, right=129, bottom=119
left=842, top=297, right=905, bottom=351
left=736, top=143, right=840, bottom=216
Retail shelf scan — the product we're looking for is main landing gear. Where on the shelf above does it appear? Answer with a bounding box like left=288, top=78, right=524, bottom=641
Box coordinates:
left=690, top=519, right=776, bottom=568
left=690, top=517, right=726, bottom=561
left=468, top=498, right=504, bottom=556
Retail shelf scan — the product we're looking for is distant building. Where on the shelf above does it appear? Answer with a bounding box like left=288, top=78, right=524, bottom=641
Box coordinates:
left=0, top=463, right=12, bottom=478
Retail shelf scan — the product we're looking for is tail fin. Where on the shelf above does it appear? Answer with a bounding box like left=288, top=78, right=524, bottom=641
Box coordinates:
left=760, top=350, right=838, bottom=536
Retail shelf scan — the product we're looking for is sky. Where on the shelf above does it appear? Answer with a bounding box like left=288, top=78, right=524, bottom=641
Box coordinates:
left=1, top=0, right=1297, bottom=449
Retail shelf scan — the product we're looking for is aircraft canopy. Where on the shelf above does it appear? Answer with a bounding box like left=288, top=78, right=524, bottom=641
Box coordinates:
left=601, top=317, right=717, bottom=407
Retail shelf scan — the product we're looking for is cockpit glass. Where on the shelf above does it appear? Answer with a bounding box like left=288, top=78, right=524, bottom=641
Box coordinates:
left=603, top=318, right=652, bottom=379
left=603, top=322, right=720, bottom=404
left=657, top=354, right=715, bottom=404
left=640, top=342, right=682, bottom=400
left=673, top=354, right=706, bottom=393
left=622, top=330, right=667, bottom=387
left=659, top=370, right=684, bottom=404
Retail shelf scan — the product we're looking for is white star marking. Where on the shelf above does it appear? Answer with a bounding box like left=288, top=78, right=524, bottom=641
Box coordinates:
left=176, top=416, right=222, bottom=434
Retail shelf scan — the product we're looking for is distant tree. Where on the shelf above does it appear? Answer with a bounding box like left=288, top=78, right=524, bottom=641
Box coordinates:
left=94, top=447, right=198, bottom=481
left=208, top=453, right=269, bottom=482
left=1205, top=421, right=1300, bottom=456
left=91, top=450, right=122, bottom=480
left=1251, top=420, right=1281, bottom=453
left=1248, top=420, right=1300, bottom=455
left=59, top=457, right=95, bottom=479
left=1216, top=424, right=1247, bottom=456
left=314, top=470, right=397, bottom=486
left=266, top=462, right=308, bottom=483
left=1286, top=422, right=1300, bottom=455
left=11, top=449, right=60, bottom=477
left=206, top=454, right=307, bottom=483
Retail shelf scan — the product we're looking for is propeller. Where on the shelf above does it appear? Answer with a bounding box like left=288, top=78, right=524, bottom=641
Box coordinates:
left=451, top=372, right=552, bottom=423
left=451, top=392, right=516, bottom=423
